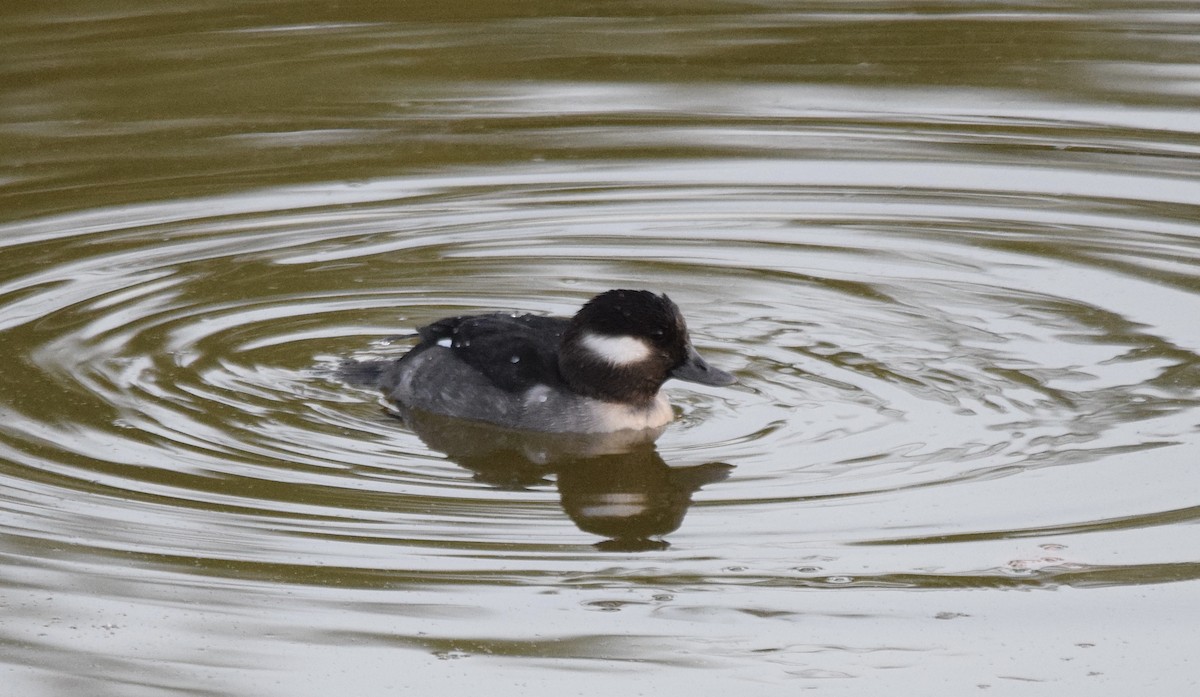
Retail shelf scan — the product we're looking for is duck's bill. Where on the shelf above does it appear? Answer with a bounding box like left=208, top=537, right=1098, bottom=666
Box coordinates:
left=670, top=345, right=737, bottom=386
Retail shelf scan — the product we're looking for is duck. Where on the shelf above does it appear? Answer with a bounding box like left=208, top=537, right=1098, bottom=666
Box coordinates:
left=360, top=289, right=736, bottom=433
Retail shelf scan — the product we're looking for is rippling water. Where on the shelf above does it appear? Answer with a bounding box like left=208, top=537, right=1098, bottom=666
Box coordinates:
left=3, top=2, right=1200, bottom=695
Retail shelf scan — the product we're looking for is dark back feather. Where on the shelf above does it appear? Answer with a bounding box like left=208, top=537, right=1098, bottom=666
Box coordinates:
left=415, top=313, right=570, bottom=392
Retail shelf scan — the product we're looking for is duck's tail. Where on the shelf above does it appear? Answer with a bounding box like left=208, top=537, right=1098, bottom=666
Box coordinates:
left=335, top=359, right=392, bottom=388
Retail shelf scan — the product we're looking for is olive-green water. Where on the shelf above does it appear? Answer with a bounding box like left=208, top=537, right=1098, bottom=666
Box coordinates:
left=2, top=2, right=1199, bottom=694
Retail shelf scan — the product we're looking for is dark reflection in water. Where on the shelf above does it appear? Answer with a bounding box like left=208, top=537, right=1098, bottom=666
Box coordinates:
left=365, top=390, right=731, bottom=551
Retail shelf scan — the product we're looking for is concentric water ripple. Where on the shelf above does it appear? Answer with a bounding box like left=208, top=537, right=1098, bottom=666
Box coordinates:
left=7, top=1, right=1200, bottom=692
left=2, top=159, right=1198, bottom=585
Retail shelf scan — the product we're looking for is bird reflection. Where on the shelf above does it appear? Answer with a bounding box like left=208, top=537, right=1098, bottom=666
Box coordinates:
left=395, top=408, right=732, bottom=551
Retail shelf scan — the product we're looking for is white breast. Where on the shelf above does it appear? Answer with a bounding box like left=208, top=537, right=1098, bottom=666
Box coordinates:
left=593, top=393, right=674, bottom=431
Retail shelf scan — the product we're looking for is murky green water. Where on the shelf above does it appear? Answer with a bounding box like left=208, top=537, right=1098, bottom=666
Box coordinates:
left=3, top=2, right=1199, bottom=694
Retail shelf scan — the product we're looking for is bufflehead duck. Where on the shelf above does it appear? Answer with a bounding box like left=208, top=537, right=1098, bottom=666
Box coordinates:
left=371, top=289, right=736, bottom=433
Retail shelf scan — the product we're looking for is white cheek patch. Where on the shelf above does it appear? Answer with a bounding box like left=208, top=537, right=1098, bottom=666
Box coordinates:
left=580, top=333, right=653, bottom=365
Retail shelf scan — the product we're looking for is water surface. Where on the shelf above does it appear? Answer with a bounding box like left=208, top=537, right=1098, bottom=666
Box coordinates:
left=2, top=2, right=1199, bottom=694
